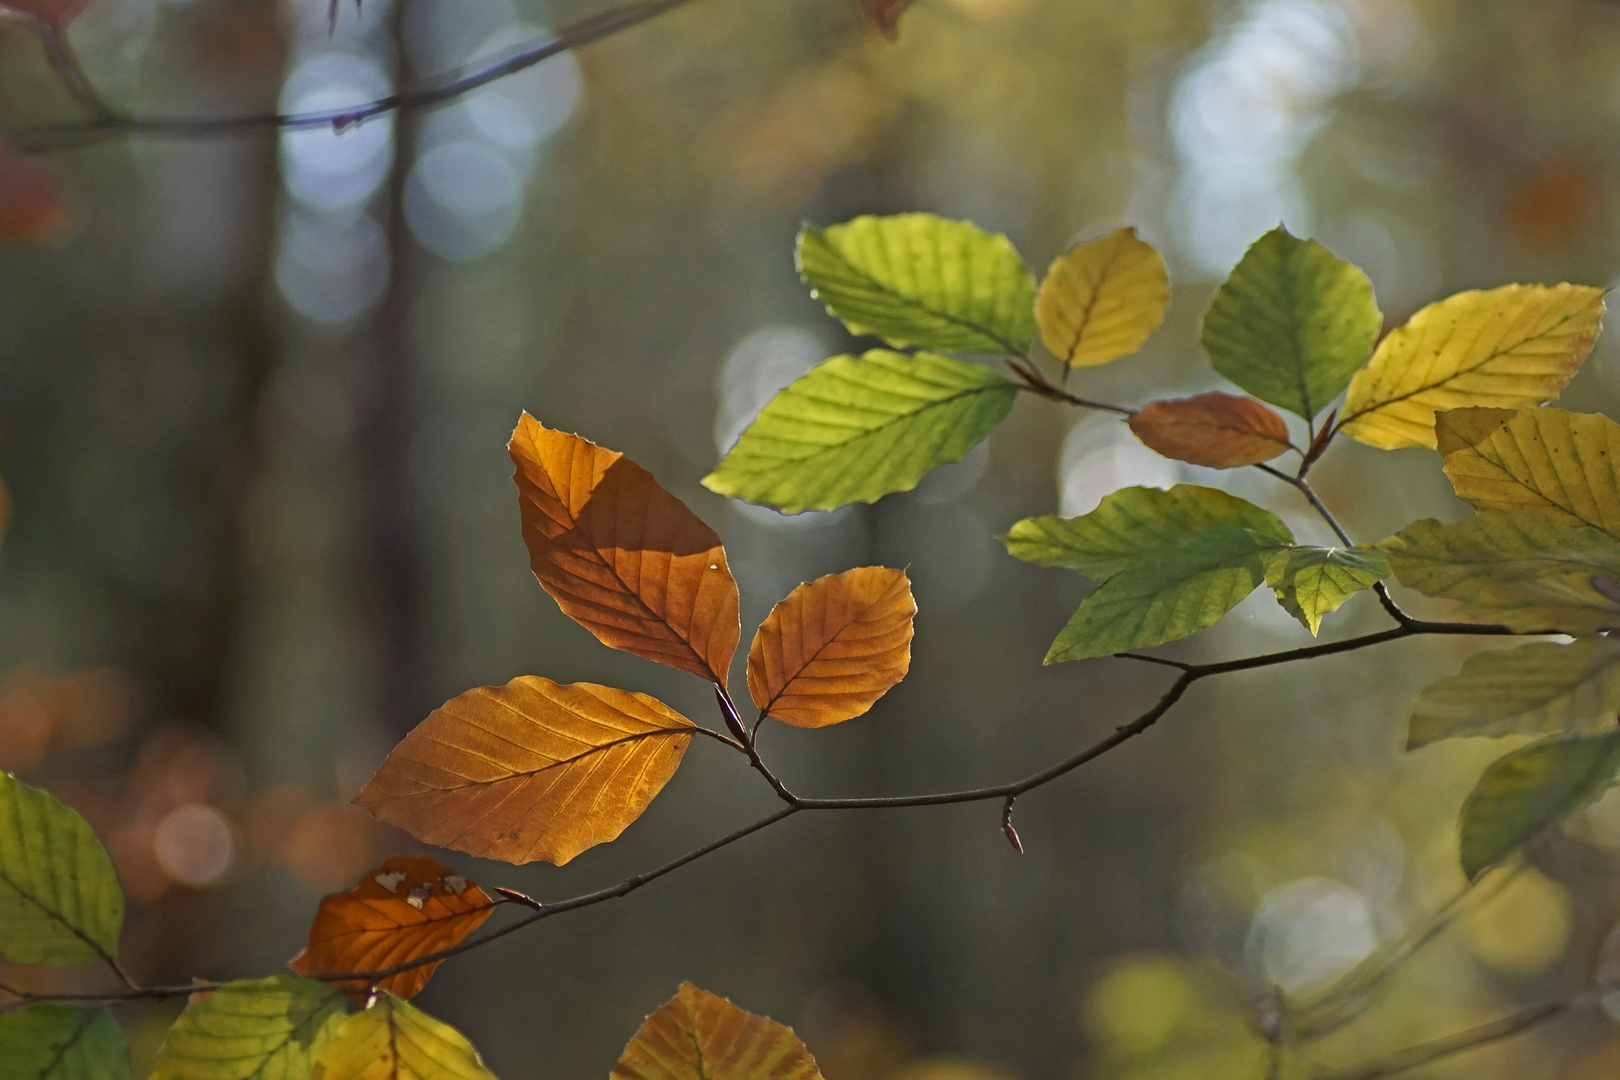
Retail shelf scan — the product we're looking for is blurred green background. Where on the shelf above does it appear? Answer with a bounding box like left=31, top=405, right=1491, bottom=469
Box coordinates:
left=7, top=0, right=1620, bottom=1076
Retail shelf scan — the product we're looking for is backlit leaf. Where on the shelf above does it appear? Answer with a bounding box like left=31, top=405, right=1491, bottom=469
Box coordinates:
left=748, top=567, right=915, bottom=728
left=0, top=1006, right=128, bottom=1080
left=509, top=414, right=739, bottom=684
left=1437, top=406, right=1620, bottom=537
left=1408, top=637, right=1620, bottom=748
left=1377, top=511, right=1620, bottom=633
left=1458, top=732, right=1620, bottom=880
left=1128, top=392, right=1292, bottom=469
left=1340, top=284, right=1604, bottom=450
left=0, top=770, right=123, bottom=967
left=356, top=677, right=693, bottom=866
left=1264, top=546, right=1390, bottom=635
left=289, top=857, right=496, bottom=1002
left=702, top=350, right=1017, bottom=513
left=857, top=0, right=911, bottom=38
left=149, top=975, right=343, bottom=1080
left=1003, top=484, right=1290, bottom=579
left=796, top=214, right=1035, bottom=354
left=611, top=983, right=824, bottom=1080
left=1044, top=528, right=1293, bottom=663
left=1200, top=227, right=1381, bottom=420
left=1035, top=227, right=1168, bottom=369
left=311, top=994, right=494, bottom=1080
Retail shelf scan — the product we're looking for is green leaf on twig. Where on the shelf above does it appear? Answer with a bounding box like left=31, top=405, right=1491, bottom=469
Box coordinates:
left=702, top=350, right=1017, bottom=513
left=0, top=771, right=123, bottom=967
left=1408, top=637, right=1620, bottom=748
left=0, top=1005, right=129, bottom=1080
left=797, top=214, right=1035, bottom=355
left=1265, top=547, right=1390, bottom=635
left=1003, top=485, right=1290, bottom=580
left=1459, top=732, right=1620, bottom=880
left=148, top=975, right=345, bottom=1080
left=1201, top=226, right=1380, bottom=420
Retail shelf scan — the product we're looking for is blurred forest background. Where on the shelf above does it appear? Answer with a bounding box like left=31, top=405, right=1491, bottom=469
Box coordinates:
left=6, top=0, right=1620, bottom=1076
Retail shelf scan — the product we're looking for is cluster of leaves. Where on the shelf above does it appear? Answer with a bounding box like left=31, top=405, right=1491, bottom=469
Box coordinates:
left=0, top=768, right=836, bottom=1080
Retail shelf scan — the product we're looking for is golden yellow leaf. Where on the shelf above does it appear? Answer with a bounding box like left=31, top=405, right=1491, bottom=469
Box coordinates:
left=288, top=856, right=497, bottom=1003
left=1438, top=406, right=1620, bottom=537
left=1340, top=284, right=1604, bottom=450
left=356, top=677, right=694, bottom=866
left=509, top=413, right=739, bottom=684
left=1036, top=227, right=1168, bottom=369
left=748, top=567, right=914, bottom=728
left=1127, top=392, right=1292, bottom=469
left=611, top=983, right=824, bottom=1080
left=312, top=993, right=496, bottom=1080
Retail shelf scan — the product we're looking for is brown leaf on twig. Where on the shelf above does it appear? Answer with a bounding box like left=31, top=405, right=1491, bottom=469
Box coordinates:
left=289, top=856, right=496, bottom=1002
left=509, top=413, right=740, bottom=684
left=1128, top=392, right=1292, bottom=469
left=612, top=983, right=825, bottom=1080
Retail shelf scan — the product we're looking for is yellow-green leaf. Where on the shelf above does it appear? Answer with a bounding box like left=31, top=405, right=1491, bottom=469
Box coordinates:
left=796, top=214, right=1035, bottom=355
left=1035, top=227, right=1168, bottom=368
left=1438, top=406, right=1620, bottom=537
left=1003, top=485, right=1290, bottom=580
left=1377, top=511, right=1620, bottom=633
left=1200, top=226, right=1381, bottom=420
left=311, top=994, right=494, bottom=1080
left=1341, top=284, right=1604, bottom=450
left=702, top=350, right=1017, bottom=513
left=0, top=1006, right=128, bottom=1080
left=1459, top=732, right=1620, bottom=880
left=0, top=771, right=123, bottom=967
left=1408, top=637, right=1620, bottom=748
left=150, top=976, right=344, bottom=1080
left=1045, top=528, right=1293, bottom=663
left=1265, top=547, right=1390, bottom=635
left=611, top=983, right=823, bottom=1080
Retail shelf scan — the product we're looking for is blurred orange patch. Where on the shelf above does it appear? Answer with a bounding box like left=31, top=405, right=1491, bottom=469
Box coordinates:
left=0, top=140, right=70, bottom=245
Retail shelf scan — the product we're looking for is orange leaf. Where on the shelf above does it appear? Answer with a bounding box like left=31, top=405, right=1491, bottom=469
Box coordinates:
left=612, top=983, right=826, bottom=1080
left=0, top=140, right=68, bottom=245
left=0, top=0, right=91, bottom=29
left=509, top=413, right=739, bottom=684
left=748, top=567, right=914, bottom=728
left=858, top=0, right=913, bottom=39
left=1127, top=392, right=1293, bottom=469
left=356, top=677, right=695, bottom=866
left=288, top=855, right=495, bottom=1003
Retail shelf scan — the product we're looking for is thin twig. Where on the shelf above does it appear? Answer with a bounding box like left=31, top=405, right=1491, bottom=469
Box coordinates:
left=9, top=0, right=702, bottom=152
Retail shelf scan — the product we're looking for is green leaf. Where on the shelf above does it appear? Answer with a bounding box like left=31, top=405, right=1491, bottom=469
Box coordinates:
left=0, top=1006, right=129, bottom=1080
left=1408, top=637, right=1620, bottom=749
left=1458, top=732, right=1620, bottom=880
left=1003, top=484, right=1290, bottom=579
left=149, top=976, right=345, bottom=1080
left=796, top=214, right=1036, bottom=355
left=1265, top=547, right=1390, bottom=635
left=311, top=993, right=495, bottom=1080
left=702, top=350, right=1017, bottom=513
left=1044, top=528, right=1293, bottom=663
left=0, top=772, right=122, bottom=967
left=1200, top=226, right=1381, bottom=420
left=1377, top=511, right=1620, bottom=633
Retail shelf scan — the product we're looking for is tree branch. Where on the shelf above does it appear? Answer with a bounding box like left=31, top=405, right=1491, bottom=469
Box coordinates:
left=8, top=0, right=701, bottom=152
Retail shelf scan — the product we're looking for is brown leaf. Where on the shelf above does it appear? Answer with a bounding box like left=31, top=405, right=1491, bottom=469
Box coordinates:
left=0, top=140, right=69, bottom=245
left=1128, top=392, right=1292, bottom=469
left=748, top=567, right=914, bottom=728
left=509, top=413, right=739, bottom=684
left=858, top=0, right=913, bottom=39
left=612, top=983, right=825, bottom=1080
left=356, top=677, right=695, bottom=866
left=288, top=855, right=496, bottom=1003
left=0, top=0, right=91, bottom=29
